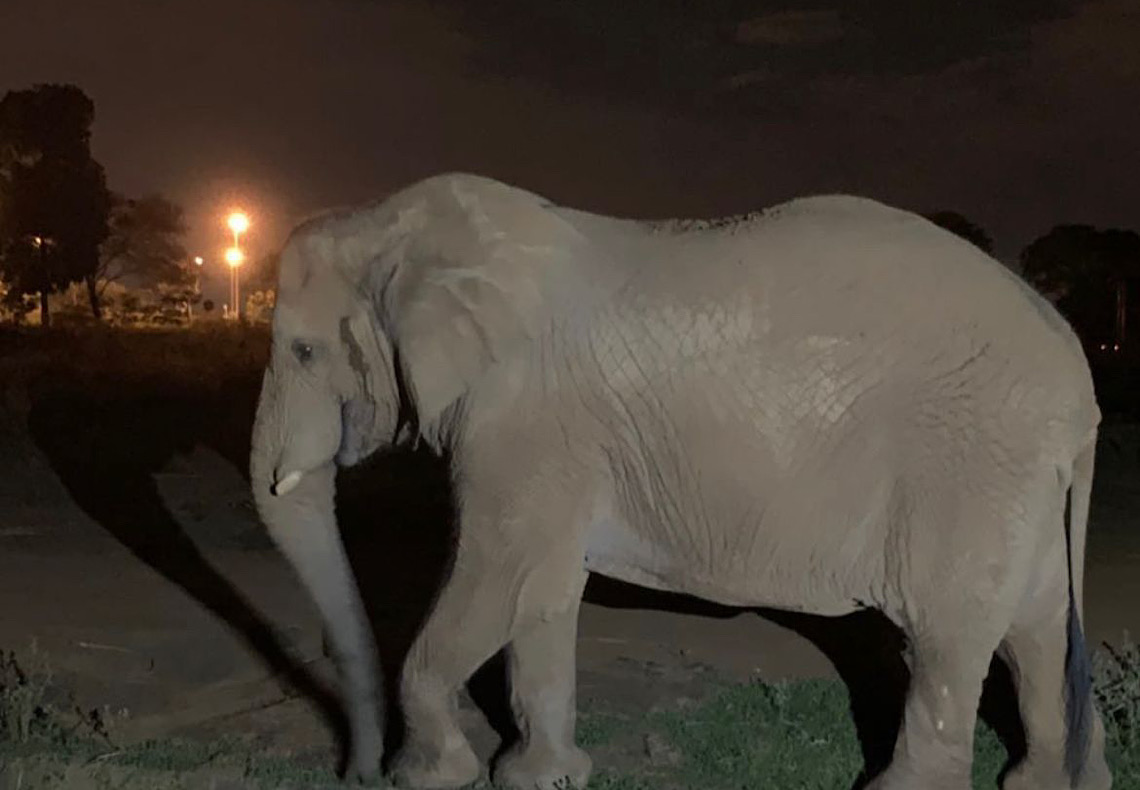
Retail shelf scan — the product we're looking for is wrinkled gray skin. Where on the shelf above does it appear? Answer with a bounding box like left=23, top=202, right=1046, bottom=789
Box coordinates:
left=251, top=173, right=1112, bottom=790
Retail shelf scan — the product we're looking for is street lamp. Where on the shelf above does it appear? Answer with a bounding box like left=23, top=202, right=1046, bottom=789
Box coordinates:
left=224, top=211, right=250, bottom=319
left=227, top=212, right=250, bottom=249
left=192, top=255, right=205, bottom=296
left=185, top=256, right=205, bottom=321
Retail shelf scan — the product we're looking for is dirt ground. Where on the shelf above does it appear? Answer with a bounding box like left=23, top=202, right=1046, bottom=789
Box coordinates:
left=1, top=330, right=1139, bottom=785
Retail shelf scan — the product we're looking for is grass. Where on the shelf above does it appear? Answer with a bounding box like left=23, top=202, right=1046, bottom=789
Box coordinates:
left=1094, top=632, right=1140, bottom=783
left=0, top=742, right=346, bottom=790
left=576, top=636, right=1140, bottom=790
left=6, top=639, right=1138, bottom=790
left=0, top=642, right=343, bottom=789
left=1, top=643, right=63, bottom=747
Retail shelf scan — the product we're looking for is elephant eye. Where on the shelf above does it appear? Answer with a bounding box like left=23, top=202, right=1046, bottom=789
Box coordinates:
left=292, top=340, right=315, bottom=364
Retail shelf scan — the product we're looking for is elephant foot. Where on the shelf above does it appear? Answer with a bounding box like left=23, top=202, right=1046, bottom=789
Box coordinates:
left=344, top=754, right=381, bottom=785
left=1002, top=755, right=1112, bottom=790
left=388, top=736, right=480, bottom=789
left=1077, top=758, right=1113, bottom=790
left=344, top=719, right=384, bottom=784
left=491, top=741, right=592, bottom=790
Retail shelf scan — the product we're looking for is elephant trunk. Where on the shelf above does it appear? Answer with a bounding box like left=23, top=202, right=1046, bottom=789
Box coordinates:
left=250, top=365, right=386, bottom=779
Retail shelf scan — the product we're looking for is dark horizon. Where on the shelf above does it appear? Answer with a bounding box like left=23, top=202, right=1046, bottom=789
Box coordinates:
left=1, top=0, right=1137, bottom=268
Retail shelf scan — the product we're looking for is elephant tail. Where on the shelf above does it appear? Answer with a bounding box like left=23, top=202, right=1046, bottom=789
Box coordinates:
left=1063, top=435, right=1096, bottom=786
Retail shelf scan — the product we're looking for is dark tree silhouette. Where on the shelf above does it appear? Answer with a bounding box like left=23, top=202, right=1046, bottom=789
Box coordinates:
left=1020, top=225, right=1140, bottom=351
left=94, top=193, right=192, bottom=318
left=0, top=84, right=111, bottom=326
left=923, top=211, right=994, bottom=254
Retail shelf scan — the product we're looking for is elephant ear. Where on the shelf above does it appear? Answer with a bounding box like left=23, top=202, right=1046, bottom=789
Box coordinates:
left=374, top=175, right=590, bottom=436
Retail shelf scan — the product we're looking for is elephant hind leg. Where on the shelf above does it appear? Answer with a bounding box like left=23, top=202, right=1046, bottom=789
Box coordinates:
left=869, top=489, right=1032, bottom=790
left=999, top=538, right=1111, bottom=790
left=866, top=620, right=1006, bottom=790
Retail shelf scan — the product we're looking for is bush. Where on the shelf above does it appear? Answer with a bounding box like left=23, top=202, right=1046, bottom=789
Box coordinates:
left=244, top=289, right=276, bottom=324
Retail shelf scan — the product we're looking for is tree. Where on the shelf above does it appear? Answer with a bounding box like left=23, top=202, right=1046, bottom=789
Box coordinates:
left=156, top=258, right=203, bottom=323
left=924, top=211, right=994, bottom=255
left=1020, top=225, right=1140, bottom=350
left=92, top=194, right=191, bottom=318
left=0, top=84, right=111, bottom=326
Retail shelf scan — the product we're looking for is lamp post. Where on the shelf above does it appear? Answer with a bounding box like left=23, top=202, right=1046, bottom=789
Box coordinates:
left=188, top=256, right=204, bottom=321
left=225, top=212, right=250, bottom=319
left=29, top=235, right=56, bottom=327
left=224, top=245, right=245, bottom=319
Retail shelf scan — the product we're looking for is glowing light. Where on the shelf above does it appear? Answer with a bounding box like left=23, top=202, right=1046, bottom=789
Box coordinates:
left=193, top=256, right=204, bottom=266
left=227, top=211, right=250, bottom=236
left=225, top=247, right=245, bottom=267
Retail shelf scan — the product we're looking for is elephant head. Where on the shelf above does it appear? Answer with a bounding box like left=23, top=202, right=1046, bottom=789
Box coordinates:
left=248, top=173, right=595, bottom=781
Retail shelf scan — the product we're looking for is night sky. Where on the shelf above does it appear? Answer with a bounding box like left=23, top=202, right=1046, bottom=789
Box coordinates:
left=1, top=0, right=1137, bottom=271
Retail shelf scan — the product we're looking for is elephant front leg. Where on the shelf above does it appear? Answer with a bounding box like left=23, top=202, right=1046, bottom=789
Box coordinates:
left=387, top=449, right=595, bottom=789
left=493, top=570, right=592, bottom=790
left=390, top=537, right=590, bottom=788
left=389, top=525, right=539, bottom=789
left=388, top=563, right=500, bottom=789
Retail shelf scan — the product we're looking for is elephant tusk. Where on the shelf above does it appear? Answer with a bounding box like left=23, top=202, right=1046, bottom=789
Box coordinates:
left=272, top=470, right=304, bottom=496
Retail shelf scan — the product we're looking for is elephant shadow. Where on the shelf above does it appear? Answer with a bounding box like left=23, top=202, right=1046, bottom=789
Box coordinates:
left=26, top=376, right=352, bottom=752
left=28, top=382, right=1027, bottom=787
left=582, top=577, right=1026, bottom=789
left=26, top=375, right=468, bottom=771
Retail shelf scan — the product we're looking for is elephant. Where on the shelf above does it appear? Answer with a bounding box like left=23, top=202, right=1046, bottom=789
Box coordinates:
left=250, top=172, right=1112, bottom=790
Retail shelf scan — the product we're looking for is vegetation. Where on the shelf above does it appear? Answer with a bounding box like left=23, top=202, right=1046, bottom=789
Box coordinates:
left=0, top=84, right=112, bottom=326
left=576, top=639, right=1140, bottom=790
left=90, top=194, right=198, bottom=321
left=0, top=84, right=208, bottom=328
left=1021, top=225, right=1140, bottom=352
left=0, top=323, right=270, bottom=402
left=3, top=636, right=1139, bottom=789
left=1094, top=632, right=1140, bottom=770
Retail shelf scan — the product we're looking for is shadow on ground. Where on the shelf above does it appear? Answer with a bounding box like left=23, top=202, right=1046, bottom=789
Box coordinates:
left=26, top=372, right=350, bottom=762
left=27, top=370, right=1029, bottom=788
left=584, top=575, right=1027, bottom=788
left=25, top=367, right=462, bottom=771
